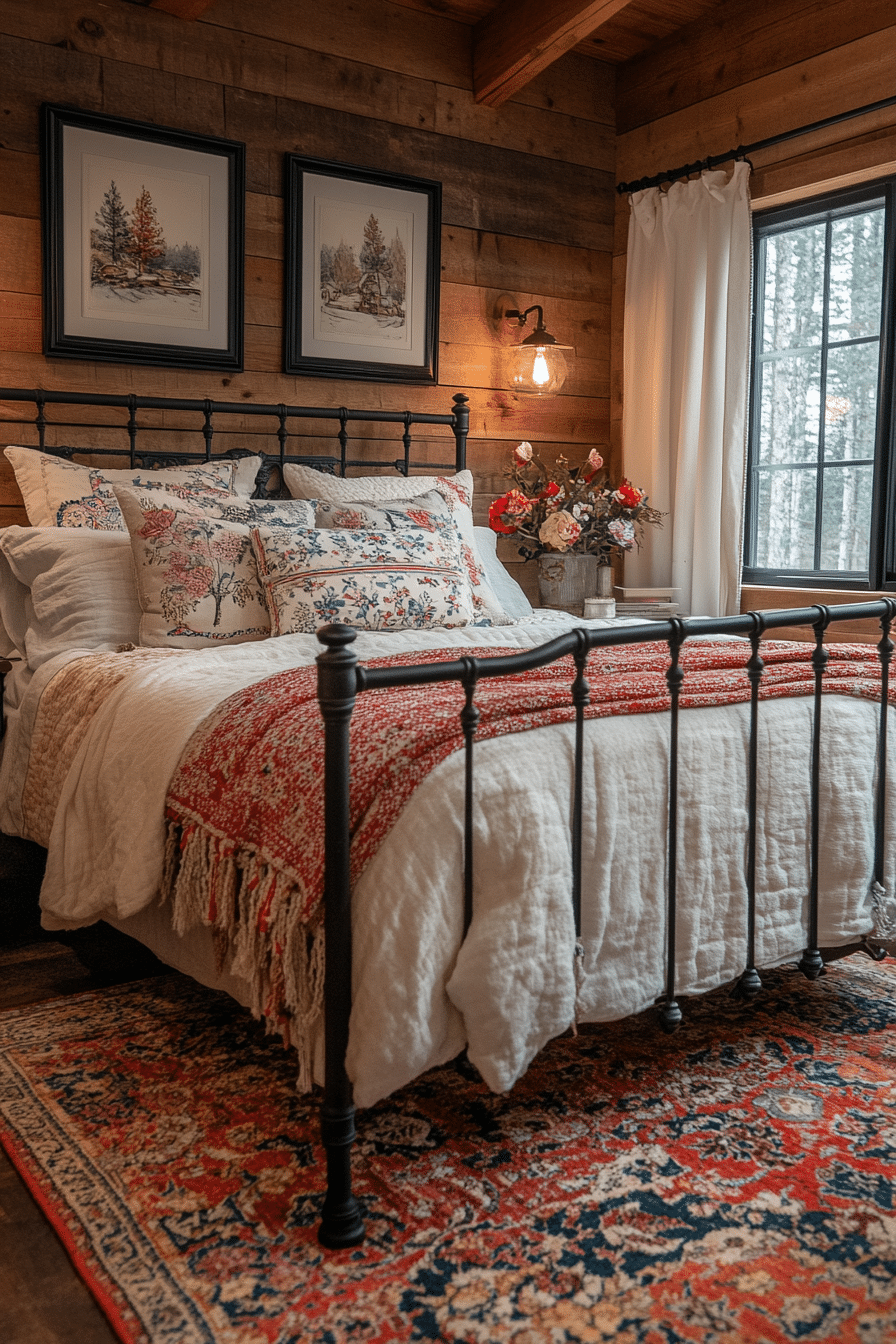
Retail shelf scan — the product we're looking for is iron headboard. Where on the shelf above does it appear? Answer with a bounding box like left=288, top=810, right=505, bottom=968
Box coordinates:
left=0, top=388, right=470, bottom=497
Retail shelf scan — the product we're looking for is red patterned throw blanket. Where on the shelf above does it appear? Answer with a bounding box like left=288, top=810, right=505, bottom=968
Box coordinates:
left=162, top=638, right=891, bottom=1085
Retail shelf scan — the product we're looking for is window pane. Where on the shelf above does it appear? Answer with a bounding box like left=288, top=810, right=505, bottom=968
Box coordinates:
left=761, top=224, right=825, bottom=353
left=758, top=352, right=821, bottom=464
left=828, top=210, right=885, bottom=342
left=753, top=467, right=817, bottom=569
left=824, top=340, right=880, bottom=463
left=819, top=464, right=873, bottom=571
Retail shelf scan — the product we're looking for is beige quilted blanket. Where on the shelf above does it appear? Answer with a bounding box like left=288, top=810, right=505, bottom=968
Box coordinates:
left=21, top=647, right=186, bottom=847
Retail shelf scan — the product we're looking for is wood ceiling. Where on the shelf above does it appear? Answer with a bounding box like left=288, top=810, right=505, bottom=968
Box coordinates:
left=132, top=0, right=726, bottom=106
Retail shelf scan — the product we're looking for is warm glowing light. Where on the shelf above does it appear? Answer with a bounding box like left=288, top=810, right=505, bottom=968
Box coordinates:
left=495, top=301, right=572, bottom=395
left=507, top=344, right=569, bottom=396
left=532, top=348, right=550, bottom=386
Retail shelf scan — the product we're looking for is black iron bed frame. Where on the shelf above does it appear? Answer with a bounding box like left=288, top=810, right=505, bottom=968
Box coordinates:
left=314, top=605, right=896, bottom=1247
left=1, top=388, right=893, bottom=1252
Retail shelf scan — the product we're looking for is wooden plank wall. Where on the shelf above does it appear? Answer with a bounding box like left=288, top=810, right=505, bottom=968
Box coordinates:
left=0, top=0, right=617, bottom=603
left=613, top=0, right=896, bottom=640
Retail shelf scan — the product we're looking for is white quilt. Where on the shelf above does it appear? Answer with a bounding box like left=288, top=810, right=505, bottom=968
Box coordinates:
left=7, top=611, right=890, bottom=1109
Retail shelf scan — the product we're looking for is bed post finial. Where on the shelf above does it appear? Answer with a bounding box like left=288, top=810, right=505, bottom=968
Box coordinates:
left=316, top=622, right=365, bottom=1248
left=451, top=393, right=469, bottom=471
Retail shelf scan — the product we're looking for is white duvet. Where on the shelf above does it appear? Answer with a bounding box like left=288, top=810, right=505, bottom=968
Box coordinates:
left=4, top=611, right=890, bottom=1108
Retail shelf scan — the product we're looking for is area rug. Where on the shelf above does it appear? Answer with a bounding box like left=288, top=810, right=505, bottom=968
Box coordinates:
left=1, top=958, right=895, bottom=1344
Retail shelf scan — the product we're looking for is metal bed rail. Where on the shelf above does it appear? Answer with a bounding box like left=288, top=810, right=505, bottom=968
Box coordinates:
left=0, top=387, right=470, bottom=481
left=315, top=599, right=896, bottom=1247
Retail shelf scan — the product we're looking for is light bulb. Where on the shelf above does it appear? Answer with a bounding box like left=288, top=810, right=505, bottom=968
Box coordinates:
left=532, top=348, right=550, bottom=386
left=507, top=341, right=569, bottom=395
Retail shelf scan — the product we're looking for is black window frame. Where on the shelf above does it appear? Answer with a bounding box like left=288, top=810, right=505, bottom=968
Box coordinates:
left=743, top=177, right=896, bottom=592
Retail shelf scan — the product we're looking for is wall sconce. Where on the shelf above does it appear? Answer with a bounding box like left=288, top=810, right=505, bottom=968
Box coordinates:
left=492, top=295, right=571, bottom=396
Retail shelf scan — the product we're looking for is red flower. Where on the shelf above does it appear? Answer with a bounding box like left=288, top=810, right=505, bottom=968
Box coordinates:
left=539, top=481, right=560, bottom=499
left=614, top=480, right=644, bottom=507
left=488, top=494, right=518, bottom=534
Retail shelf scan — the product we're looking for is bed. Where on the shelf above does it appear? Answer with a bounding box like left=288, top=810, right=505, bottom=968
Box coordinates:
left=0, top=385, right=894, bottom=1249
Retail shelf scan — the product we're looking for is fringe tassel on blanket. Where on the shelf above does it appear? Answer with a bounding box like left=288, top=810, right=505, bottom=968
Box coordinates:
left=162, top=818, right=325, bottom=1093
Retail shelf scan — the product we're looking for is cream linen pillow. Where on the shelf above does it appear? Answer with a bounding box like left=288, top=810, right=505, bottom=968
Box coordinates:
left=251, top=523, right=475, bottom=634
left=282, top=465, right=510, bottom=626
left=4, top=445, right=262, bottom=531
left=0, top=527, right=140, bottom=668
left=113, top=485, right=315, bottom=648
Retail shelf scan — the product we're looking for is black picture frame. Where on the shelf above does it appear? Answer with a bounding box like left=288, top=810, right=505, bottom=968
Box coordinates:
left=284, top=155, right=441, bottom=384
left=41, top=104, right=245, bottom=371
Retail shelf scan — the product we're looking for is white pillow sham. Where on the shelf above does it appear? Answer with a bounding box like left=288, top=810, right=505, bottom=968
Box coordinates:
left=282, top=465, right=510, bottom=626
left=251, top=523, right=475, bottom=634
left=472, top=526, right=533, bottom=620
left=4, top=445, right=262, bottom=531
left=0, top=526, right=140, bottom=669
left=113, top=486, right=316, bottom=648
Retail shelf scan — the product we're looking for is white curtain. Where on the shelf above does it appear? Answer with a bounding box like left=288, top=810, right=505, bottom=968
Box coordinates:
left=621, top=160, right=752, bottom=618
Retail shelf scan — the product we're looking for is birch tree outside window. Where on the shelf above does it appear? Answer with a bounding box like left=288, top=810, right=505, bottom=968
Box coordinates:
left=744, top=180, right=895, bottom=589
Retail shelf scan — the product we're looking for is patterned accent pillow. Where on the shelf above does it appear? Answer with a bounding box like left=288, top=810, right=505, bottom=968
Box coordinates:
left=4, top=445, right=262, bottom=531
left=313, top=490, right=452, bottom=533
left=282, top=465, right=510, bottom=626
left=113, top=486, right=315, bottom=648
left=250, top=524, right=475, bottom=634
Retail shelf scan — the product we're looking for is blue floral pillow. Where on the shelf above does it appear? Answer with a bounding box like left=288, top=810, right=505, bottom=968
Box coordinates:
left=250, top=523, right=475, bottom=634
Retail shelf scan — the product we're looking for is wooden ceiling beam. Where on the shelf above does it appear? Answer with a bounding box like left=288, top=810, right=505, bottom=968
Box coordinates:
left=473, top=0, right=635, bottom=107
left=148, top=0, right=218, bottom=19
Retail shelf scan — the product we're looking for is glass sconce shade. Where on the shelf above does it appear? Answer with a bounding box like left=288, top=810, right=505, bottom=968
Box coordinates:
left=494, top=301, right=572, bottom=395
left=507, top=340, right=569, bottom=395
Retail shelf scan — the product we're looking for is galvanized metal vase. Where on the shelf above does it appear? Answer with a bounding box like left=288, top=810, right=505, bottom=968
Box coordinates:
left=536, top=552, right=601, bottom=614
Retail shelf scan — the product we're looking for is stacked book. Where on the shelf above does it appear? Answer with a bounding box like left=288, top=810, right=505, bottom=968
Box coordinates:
left=613, top=586, right=683, bottom=621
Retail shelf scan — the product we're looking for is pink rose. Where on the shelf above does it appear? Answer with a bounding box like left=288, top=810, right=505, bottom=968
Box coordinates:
left=514, top=441, right=533, bottom=463
left=587, top=449, right=604, bottom=472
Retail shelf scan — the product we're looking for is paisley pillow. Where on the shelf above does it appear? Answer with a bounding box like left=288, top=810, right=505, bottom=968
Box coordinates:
left=113, top=486, right=315, bottom=647
left=251, top=523, right=475, bottom=634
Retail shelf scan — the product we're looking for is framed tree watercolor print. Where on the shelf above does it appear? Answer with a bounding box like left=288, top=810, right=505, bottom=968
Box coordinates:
left=284, top=156, right=441, bottom=384
left=41, top=104, right=245, bottom=370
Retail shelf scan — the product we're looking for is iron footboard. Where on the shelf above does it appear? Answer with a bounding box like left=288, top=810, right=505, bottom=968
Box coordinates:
left=315, top=601, right=896, bottom=1248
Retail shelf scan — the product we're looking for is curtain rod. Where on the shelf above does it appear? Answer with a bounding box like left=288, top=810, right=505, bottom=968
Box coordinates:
left=616, top=94, right=896, bottom=195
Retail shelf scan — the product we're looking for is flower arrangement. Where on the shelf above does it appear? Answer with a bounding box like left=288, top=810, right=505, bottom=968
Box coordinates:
left=489, top=442, right=663, bottom=563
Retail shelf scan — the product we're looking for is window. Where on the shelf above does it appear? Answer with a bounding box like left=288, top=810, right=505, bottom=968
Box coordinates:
left=743, top=180, right=896, bottom=590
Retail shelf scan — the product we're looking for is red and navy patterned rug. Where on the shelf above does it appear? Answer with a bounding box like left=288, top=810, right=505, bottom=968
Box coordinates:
left=1, top=957, right=894, bottom=1343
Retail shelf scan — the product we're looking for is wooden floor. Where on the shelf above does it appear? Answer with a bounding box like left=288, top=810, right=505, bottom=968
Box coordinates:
left=0, top=835, right=169, bottom=1344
